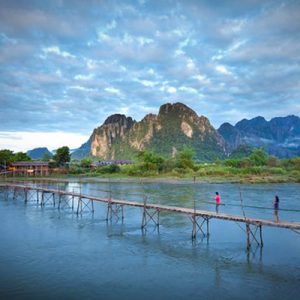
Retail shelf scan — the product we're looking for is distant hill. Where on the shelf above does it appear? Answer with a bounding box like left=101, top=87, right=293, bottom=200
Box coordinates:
left=73, top=102, right=226, bottom=161
left=71, top=138, right=92, bottom=159
left=27, top=147, right=52, bottom=160
left=218, top=115, right=300, bottom=158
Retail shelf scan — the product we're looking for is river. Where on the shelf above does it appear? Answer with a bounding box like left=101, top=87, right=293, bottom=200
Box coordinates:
left=0, top=180, right=299, bottom=299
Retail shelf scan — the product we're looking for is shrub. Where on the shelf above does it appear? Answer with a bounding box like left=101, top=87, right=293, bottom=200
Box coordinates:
left=95, top=164, right=120, bottom=174
left=161, top=159, right=177, bottom=172
left=224, top=159, right=240, bottom=168
left=249, top=148, right=268, bottom=166
left=267, top=156, right=279, bottom=167
left=268, top=167, right=286, bottom=175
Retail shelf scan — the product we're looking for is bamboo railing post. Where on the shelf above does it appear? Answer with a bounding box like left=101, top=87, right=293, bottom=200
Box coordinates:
left=91, top=199, right=94, bottom=214
left=259, top=225, right=263, bottom=247
left=206, top=217, right=210, bottom=236
left=192, top=215, right=196, bottom=240
left=24, top=188, right=28, bottom=204
left=246, top=223, right=251, bottom=250
left=76, top=197, right=81, bottom=215
left=13, top=188, right=16, bottom=200
left=192, top=196, right=197, bottom=240
left=58, top=194, right=62, bottom=210
left=141, top=195, right=147, bottom=229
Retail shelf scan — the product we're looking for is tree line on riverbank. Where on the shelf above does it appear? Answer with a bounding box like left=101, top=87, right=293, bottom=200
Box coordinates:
left=69, top=146, right=300, bottom=182
left=1, top=146, right=299, bottom=182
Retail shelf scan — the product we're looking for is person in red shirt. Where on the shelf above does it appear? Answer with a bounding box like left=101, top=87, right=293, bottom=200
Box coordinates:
left=215, top=192, right=221, bottom=213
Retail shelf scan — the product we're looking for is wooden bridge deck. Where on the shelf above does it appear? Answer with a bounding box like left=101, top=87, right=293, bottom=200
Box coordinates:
left=1, top=183, right=300, bottom=230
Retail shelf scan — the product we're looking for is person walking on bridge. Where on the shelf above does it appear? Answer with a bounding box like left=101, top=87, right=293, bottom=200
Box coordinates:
left=215, top=192, right=221, bottom=213
left=273, top=195, right=279, bottom=222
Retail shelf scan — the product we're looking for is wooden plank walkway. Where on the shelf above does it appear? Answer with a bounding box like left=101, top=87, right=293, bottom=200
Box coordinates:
left=1, top=183, right=300, bottom=249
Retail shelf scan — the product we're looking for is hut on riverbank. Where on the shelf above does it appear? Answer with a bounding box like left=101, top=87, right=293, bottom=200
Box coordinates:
left=10, top=161, right=49, bottom=176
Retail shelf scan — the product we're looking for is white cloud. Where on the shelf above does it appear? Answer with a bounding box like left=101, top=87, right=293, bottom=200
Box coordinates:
left=167, top=87, right=177, bottom=94
left=159, top=83, right=177, bottom=94
left=119, top=107, right=129, bottom=115
left=104, top=87, right=122, bottom=96
left=134, top=78, right=158, bottom=87
left=0, top=131, right=88, bottom=152
left=97, top=32, right=111, bottom=42
left=193, top=74, right=210, bottom=85
left=42, top=46, right=75, bottom=58
left=179, top=86, right=198, bottom=94
left=86, top=59, right=97, bottom=70
left=216, top=65, right=232, bottom=75
left=74, top=74, right=94, bottom=81
left=137, top=37, right=154, bottom=46
left=69, top=86, right=96, bottom=92
left=187, top=58, right=196, bottom=70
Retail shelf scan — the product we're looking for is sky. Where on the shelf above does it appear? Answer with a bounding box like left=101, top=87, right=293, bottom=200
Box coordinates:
left=0, top=0, right=299, bottom=152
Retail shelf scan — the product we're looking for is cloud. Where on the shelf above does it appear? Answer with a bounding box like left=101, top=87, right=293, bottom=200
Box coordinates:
left=104, top=87, right=123, bottom=96
left=0, top=131, right=88, bottom=152
left=215, top=65, right=232, bottom=75
left=43, top=46, right=75, bottom=58
left=0, top=0, right=299, bottom=151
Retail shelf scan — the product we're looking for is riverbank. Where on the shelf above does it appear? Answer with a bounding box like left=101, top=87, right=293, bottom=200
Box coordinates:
left=1, top=172, right=299, bottom=184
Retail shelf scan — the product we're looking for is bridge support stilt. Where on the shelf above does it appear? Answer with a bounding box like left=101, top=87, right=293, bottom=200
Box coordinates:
left=41, top=192, right=56, bottom=207
left=24, top=189, right=38, bottom=203
left=141, top=196, right=160, bottom=230
left=141, top=208, right=160, bottom=229
left=246, top=223, right=263, bottom=250
left=58, top=194, right=74, bottom=210
left=191, top=215, right=211, bottom=240
left=76, top=197, right=94, bottom=215
left=13, top=187, right=25, bottom=201
left=106, top=202, right=124, bottom=222
left=3, top=186, right=10, bottom=200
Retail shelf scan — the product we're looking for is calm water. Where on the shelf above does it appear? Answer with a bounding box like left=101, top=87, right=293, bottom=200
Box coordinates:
left=0, top=180, right=300, bottom=300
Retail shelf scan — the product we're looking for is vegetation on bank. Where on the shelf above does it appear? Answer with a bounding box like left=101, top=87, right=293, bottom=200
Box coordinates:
left=1, top=146, right=300, bottom=183
left=0, top=147, right=70, bottom=168
left=67, top=147, right=300, bottom=183
left=0, top=150, right=31, bottom=166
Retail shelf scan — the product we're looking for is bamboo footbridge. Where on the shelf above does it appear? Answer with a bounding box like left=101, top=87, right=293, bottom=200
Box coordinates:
left=1, top=183, right=300, bottom=250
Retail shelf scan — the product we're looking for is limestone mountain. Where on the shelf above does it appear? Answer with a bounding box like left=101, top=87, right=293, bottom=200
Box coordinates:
left=27, top=147, right=52, bottom=160
left=90, top=114, right=136, bottom=159
left=72, top=102, right=226, bottom=161
left=218, top=115, right=300, bottom=158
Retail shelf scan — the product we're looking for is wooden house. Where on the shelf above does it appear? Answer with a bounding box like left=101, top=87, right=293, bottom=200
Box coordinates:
left=10, top=161, right=49, bottom=176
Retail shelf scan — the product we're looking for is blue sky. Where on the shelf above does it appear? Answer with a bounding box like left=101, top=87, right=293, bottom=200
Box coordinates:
left=0, top=0, right=299, bottom=151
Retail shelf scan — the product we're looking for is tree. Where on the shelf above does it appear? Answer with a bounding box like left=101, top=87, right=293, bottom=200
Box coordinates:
left=42, top=153, right=52, bottom=162
left=137, top=150, right=164, bottom=172
left=53, top=146, right=70, bottom=167
left=137, top=150, right=164, bottom=164
left=80, top=157, right=92, bottom=168
left=176, top=145, right=195, bottom=169
left=249, top=148, right=268, bottom=166
left=12, top=152, right=31, bottom=162
left=0, top=149, right=14, bottom=165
